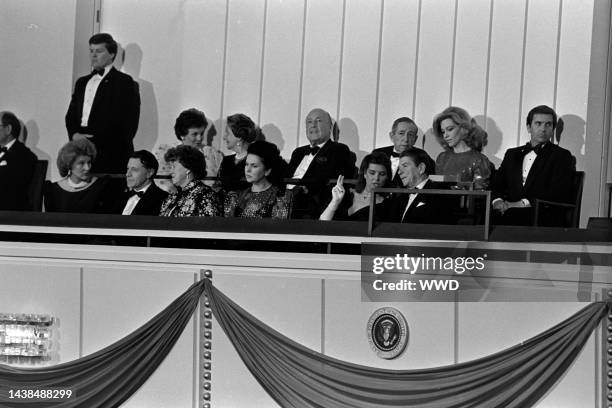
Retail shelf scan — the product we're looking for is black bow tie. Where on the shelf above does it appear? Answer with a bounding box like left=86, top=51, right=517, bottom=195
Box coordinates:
left=93, top=68, right=104, bottom=77
left=309, top=146, right=320, bottom=155
left=129, top=190, right=145, bottom=199
left=523, top=142, right=546, bottom=155
left=0, top=146, right=7, bottom=155
left=390, top=151, right=400, bottom=158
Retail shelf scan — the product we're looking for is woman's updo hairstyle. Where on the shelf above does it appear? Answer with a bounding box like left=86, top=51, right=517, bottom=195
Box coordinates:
left=227, top=113, right=265, bottom=144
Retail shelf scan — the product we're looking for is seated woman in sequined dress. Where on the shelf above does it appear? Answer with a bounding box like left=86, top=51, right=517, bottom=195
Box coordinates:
left=44, top=139, right=116, bottom=213
left=224, top=140, right=292, bottom=219
left=319, top=151, right=391, bottom=221
left=159, top=145, right=223, bottom=217
left=432, top=107, right=493, bottom=189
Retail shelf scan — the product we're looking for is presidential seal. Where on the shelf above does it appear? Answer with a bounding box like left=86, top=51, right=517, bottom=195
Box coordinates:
left=367, top=307, right=408, bottom=359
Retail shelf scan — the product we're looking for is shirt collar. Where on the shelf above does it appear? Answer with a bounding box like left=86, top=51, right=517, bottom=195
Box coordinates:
left=414, top=177, right=429, bottom=190
left=2, top=138, right=16, bottom=151
left=134, top=181, right=152, bottom=193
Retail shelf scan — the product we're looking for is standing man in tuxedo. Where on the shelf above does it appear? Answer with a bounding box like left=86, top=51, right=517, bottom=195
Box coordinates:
left=385, top=149, right=453, bottom=224
left=373, top=117, right=427, bottom=187
left=0, top=111, right=37, bottom=210
left=116, top=150, right=167, bottom=216
left=492, top=105, right=574, bottom=226
left=65, top=33, right=140, bottom=174
left=288, top=108, right=355, bottom=218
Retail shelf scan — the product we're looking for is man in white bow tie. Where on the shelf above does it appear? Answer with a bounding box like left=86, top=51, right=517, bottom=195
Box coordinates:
left=65, top=33, right=140, bottom=174
left=0, top=111, right=37, bottom=210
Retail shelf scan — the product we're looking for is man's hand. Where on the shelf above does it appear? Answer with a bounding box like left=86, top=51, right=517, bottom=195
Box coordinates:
left=330, top=175, right=345, bottom=207
left=492, top=200, right=509, bottom=214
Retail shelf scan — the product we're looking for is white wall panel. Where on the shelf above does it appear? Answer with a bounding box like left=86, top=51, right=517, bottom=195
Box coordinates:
left=485, top=0, right=527, bottom=164
left=180, top=0, right=228, bottom=152
left=212, top=273, right=322, bottom=408
left=222, top=0, right=266, bottom=153
left=325, top=280, right=455, bottom=369
left=259, top=0, right=305, bottom=157
left=102, top=0, right=186, bottom=152
left=337, top=0, right=382, bottom=158
left=82, top=267, right=197, bottom=408
left=555, top=0, right=593, bottom=168
left=451, top=0, right=491, bottom=131
left=414, top=0, right=455, bottom=158
left=1, top=0, right=78, bottom=181
left=0, top=263, right=81, bottom=364
left=458, top=303, right=597, bottom=408
left=299, top=0, right=344, bottom=146
left=519, top=0, right=561, bottom=144
left=375, top=0, right=420, bottom=148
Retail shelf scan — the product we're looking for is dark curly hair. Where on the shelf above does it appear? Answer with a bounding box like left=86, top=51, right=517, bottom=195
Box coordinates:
left=57, top=138, right=97, bottom=177
left=246, top=141, right=288, bottom=188
left=164, top=145, right=207, bottom=180
left=227, top=113, right=264, bottom=144
left=174, top=108, right=208, bottom=140
left=432, top=106, right=488, bottom=152
left=354, top=152, right=392, bottom=193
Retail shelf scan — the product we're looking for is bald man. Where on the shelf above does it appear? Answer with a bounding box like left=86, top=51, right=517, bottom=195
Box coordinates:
left=288, top=108, right=355, bottom=218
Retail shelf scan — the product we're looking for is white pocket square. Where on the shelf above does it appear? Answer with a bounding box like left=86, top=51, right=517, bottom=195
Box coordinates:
left=416, top=202, right=425, bottom=207
left=0, top=161, right=7, bottom=166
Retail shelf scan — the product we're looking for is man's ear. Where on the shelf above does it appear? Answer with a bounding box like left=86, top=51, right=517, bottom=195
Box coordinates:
left=417, top=162, right=426, bottom=176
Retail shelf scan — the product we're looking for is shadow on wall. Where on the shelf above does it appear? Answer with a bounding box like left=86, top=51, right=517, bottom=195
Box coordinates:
left=338, top=117, right=365, bottom=168
left=117, top=43, right=159, bottom=152
left=474, top=115, right=503, bottom=169
left=556, top=114, right=586, bottom=170
left=261, top=123, right=285, bottom=156
left=21, top=120, right=52, bottom=179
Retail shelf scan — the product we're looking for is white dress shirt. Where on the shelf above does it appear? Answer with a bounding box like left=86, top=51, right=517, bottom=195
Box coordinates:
left=81, top=65, right=111, bottom=127
left=0, top=138, right=16, bottom=162
left=122, top=182, right=152, bottom=215
left=288, top=140, right=329, bottom=190
left=402, top=178, right=429, bottom=220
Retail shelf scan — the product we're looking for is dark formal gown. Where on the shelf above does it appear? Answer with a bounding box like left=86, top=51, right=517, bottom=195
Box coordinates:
left=44, top=177, right=115, bottom=213
left=218, top=154, right=248, bottom=193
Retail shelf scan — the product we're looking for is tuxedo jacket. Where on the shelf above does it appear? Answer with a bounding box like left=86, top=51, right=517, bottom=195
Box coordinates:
left=288, top=140, right=355, bottom=217
left=65, top=67, right=140, bottom=173
left=372, top=145, right=428, bottom=187
left=492, top=143, right=574, bottom=204
left=383, top=180, right=454, bottom=224
left=115, top=182, right=168, bottom=216
left=0, top=140, right=37, bottom=210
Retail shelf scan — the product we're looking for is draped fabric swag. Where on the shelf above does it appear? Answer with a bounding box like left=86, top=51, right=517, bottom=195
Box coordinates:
left=0, top=278, right=606, bottom=408
left=205, top=280, right=607, bottom=408
left=0, top=279, right=206, bottom=408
